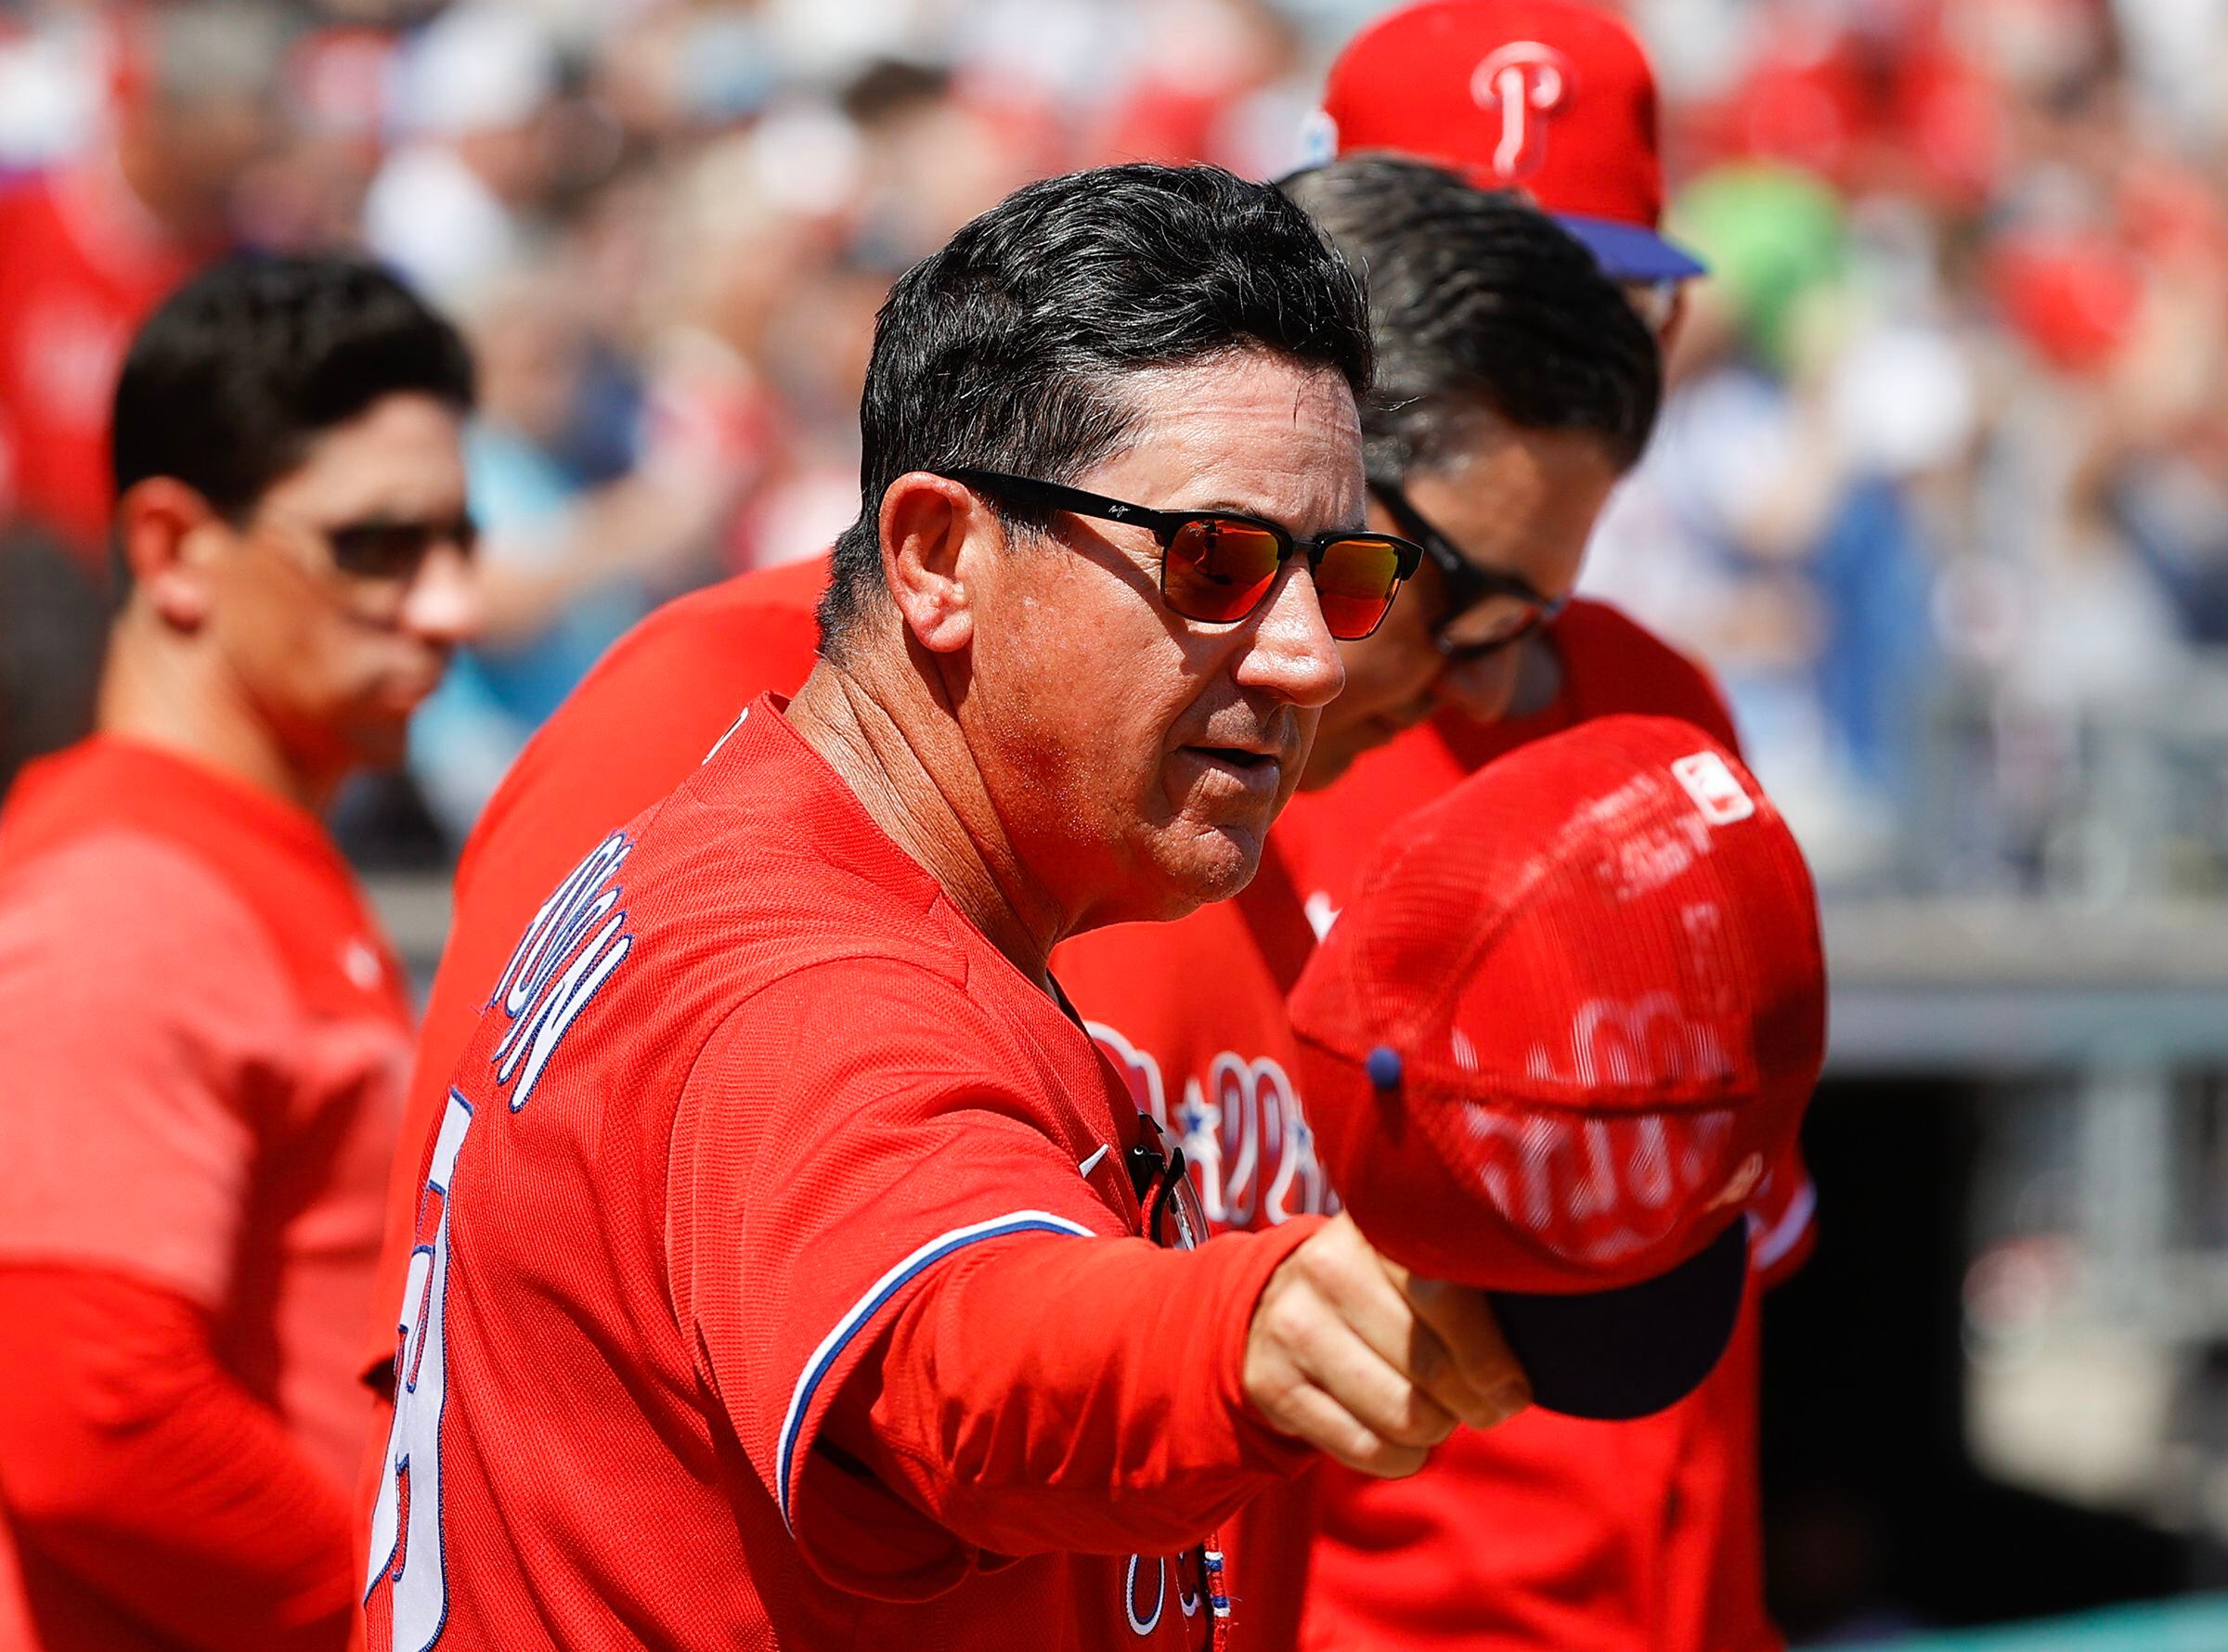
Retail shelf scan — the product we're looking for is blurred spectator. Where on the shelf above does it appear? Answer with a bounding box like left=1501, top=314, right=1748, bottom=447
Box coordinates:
left=0, top=1, right=291, bottom=566
left=362, top=4, right=563, bottom=306
left=0, top=253, right=474, bottom=1652
left=407, top=247, right=737, bottom=837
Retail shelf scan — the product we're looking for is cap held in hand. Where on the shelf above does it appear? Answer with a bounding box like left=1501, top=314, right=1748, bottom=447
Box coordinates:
left=1289, top=716, right=1826, bottom=1418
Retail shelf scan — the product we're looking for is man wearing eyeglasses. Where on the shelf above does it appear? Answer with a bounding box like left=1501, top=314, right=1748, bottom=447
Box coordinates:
left=1055, top=156, right=1713, bottom=1652
left=0, top=255, right=478, bottom=1651
left=1263, top=5, right=1814, bottom=1645
left=362, top=163, right=1529, bottom=1652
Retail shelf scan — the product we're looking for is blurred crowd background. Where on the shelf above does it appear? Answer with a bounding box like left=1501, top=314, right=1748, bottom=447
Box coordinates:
left=9, top=0, right=2228, bottom=895
left=9, top=0, right=2228, bottom=1646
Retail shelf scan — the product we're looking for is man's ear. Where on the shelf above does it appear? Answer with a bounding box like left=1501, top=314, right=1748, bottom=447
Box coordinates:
left=117, top=479, right=225, bottom=631
left=878, top=471, right=991, bottom=654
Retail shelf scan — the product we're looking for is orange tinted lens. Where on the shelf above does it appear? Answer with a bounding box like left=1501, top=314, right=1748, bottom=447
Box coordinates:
left=1163, top=518, right=1282, bottom=624
left=1314, top=537, right=1404, bottom=639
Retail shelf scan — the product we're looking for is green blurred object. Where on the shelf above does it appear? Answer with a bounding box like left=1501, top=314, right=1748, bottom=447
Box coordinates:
left=1666, top=161, right=1846, bottom=372
left=1824, top=1593, right=2228, bottom=1650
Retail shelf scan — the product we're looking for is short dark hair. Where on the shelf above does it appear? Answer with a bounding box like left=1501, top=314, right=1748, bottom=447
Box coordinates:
left=111, top=253, right=474, bottom=520
left=1278, top=156, right=1661, bottom=480
left=817, top=162, right=1373, bottom=660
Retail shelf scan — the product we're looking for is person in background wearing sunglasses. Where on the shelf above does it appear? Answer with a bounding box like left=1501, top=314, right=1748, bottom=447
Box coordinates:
left=0, top=255, right=478, bottom=1651
left=1052, top=158, right=1676, bottom=1652
left=362, top=163, right=1531, bottom=1652
left=1262, top=3, right=1817, bottom=1644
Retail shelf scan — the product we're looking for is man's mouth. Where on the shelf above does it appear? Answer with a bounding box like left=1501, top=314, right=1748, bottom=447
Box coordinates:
left=1175, top=743, right=1285, bottom=800
left=1194, top=745, right=1277, bottom=771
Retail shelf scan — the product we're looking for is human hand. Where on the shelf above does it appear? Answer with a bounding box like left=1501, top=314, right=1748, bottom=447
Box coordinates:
left=1243, top=1212, right=1531, bottom=1478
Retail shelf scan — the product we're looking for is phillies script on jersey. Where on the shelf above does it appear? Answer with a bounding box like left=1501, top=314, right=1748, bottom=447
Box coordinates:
left=362, top=698, right=1321, bottom=1651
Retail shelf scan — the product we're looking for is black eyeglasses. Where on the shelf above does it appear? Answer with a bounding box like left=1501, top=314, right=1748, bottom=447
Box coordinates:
left=1367, top=478, right=1566, bottom=661
left=938, top=469, right=1422, bottom=641
left=255, top=510, right=481, bottom=584
left=322, top=514, right=481, bottom=582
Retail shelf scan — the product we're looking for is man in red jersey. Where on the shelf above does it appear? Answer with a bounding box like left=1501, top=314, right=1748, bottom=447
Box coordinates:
left=1273, top=6, right=1813, bottom=1645
left=1055, top=155, right=1731, bottom=1651
left=361, top=162, right=1532, bottom=1652
left=361, top=22, right=1804, bottom=1652
left=0, top=256, right=478, bottom=1651
left=353, top=180, right=1744, bottom=1652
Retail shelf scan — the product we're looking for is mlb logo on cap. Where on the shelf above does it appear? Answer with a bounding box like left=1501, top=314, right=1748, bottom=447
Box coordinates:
left=1317, top=0, right=1706, bottom=283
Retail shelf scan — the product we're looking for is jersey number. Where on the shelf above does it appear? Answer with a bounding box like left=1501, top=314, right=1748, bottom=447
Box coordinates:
left=365, top=1091, right=475, bottom=1651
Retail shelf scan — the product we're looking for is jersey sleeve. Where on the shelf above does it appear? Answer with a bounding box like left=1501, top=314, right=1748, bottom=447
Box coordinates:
left=0, top=832, right=291, bottom=1307
left=667, top=958, right=1316, bottom=1600
left=0, top=1266, right=354, bottom=1651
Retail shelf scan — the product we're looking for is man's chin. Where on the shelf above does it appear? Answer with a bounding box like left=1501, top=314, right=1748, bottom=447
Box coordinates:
left=1105, top=823, right=1266, bottom=927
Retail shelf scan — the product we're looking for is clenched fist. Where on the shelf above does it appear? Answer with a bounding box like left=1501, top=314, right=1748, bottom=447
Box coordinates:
left=1244, top=1211, right=1531, bottom=1477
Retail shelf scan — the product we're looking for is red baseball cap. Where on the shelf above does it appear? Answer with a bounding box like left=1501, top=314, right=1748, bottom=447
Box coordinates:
left=1289, top=716, right=1824, bottom=1417
left=1315, top=0, right=1705, bottom=283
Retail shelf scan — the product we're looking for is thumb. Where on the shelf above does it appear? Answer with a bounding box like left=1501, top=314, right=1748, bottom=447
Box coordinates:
left=1383, top=1257, right=1533, bottom=1426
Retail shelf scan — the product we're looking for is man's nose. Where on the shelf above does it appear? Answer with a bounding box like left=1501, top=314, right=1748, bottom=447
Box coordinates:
left=1235, top=561, right=1345, bottom=710
left=399, top=543, right=482, bottom=646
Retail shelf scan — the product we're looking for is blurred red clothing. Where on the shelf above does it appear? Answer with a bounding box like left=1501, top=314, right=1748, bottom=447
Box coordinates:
left=0, top=163, right=196, bottom=562
left=0, top=738, right=408, bottom=1649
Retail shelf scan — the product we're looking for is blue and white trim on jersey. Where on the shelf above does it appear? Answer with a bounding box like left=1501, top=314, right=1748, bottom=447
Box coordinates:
left=776, top=1208, right=1095, bottom=1529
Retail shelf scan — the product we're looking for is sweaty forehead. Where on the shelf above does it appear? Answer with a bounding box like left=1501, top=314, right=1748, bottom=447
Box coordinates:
left=1083, top=352, right=1365, bottom=532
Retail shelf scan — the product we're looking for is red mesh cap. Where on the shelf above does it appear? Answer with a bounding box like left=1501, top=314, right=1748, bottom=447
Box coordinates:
left=1290, top=716, right=1825, bottom=1413
left=1316, top=0, right=1705, bottom=281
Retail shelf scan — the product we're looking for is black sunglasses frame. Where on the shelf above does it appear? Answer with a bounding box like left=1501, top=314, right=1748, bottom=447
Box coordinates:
left=939, top=468, right=1422, bottom=641
left=322, top=514, right=482, bottom=583
left=1367, top=478, right=1567, bottom=661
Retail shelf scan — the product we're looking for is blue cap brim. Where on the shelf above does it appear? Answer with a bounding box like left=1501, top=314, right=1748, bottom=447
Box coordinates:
left=1554, top=212, right=1708, bottom=282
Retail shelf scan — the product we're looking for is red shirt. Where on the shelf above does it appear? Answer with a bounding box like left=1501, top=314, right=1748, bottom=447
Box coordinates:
left=361, top=698, right=1316, bottom=1650
left=1277, top=600, right=1798, bottom=1652
left=0, top=738, right=408, bottom=1648
left=0, top=165, right=196, bottom=561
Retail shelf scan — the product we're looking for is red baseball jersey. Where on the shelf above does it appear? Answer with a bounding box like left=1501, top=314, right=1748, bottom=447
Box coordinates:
left=359, top=554, right=829, bottom=1387
left=0, top=737, right=408, bottom=1646
left=1276, top=600, right=1801, bottom=1652
left=1053, top=843, right=1332, bottom=1652
left=362, top=698, right=1317, bottom=1651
